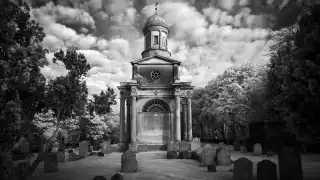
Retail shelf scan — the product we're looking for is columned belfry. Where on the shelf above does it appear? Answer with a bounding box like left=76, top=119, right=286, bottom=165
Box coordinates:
left=117, top=4, right=194, bottom=152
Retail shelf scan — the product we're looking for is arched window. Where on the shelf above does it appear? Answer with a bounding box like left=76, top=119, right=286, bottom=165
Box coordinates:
left=142, top=99, right=170, bottom=113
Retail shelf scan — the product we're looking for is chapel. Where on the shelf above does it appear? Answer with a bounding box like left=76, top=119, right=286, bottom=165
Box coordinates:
left=117, top=6, right=194, bottom=152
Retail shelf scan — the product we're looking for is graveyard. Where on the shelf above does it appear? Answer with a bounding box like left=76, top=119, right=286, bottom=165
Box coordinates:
left=28, top=145, right=320, bottom=180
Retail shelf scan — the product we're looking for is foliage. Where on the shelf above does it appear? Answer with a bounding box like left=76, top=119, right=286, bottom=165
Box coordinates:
left=44, top=49, right=90, bottom=153
left=87, top=88, right=117, bottom=116
left=0, top=0, right=48, bottom=157
left=262, top=4, right=320, bottom=142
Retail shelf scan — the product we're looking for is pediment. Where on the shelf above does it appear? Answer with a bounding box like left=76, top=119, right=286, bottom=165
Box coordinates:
left=131, top=55, right=181, bottom=65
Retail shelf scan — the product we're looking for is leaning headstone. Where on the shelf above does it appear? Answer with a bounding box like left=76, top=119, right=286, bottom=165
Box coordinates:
left=92, top=175, right=107, bottom=180
left=201, top=148, right=216, bottom=167
left=57, top=151, right=65, bottom=162
left=121, top=150, right=138, bottom=173
left=233, top=157, right=253, bottom=180
left=253, top=143, right=262, bottom=156
left=217, top=148, right=232, bottom=166
left=278, top=146, right=303, bottom=180
left=79, top=141, right=89, bottom=157
left=44, top=153, right=58, bottom=173
left=111, top=172, right=124, bottom=180
left=257, top=159, right=277, bottom=180
left=68, top=151, right=77, bottom=161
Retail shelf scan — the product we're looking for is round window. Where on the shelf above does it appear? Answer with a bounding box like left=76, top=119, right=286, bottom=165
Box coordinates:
left=150, top=70, right=161, bottom=80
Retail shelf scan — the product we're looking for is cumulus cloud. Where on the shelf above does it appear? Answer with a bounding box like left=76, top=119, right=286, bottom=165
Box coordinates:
left=29, top=0, right=293, bottom=111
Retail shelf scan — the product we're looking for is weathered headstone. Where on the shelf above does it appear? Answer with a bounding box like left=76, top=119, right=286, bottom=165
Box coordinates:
left=57, top=151, right=65, bottom=162
left=253, top=143, right=262, bottom=156
left=79, top=141, right=89, bottom=157
left=218, top=142, right=226, bottom=149
left=257, top=159, right=277, bottom=180
left=207, top=164, right=217, bottom=172
left=100, top=141, right=111, bottom=154
left=179, top=141, right=190, bottom=159
left=195, top=147, right=204, bottom=163
left=203, top=144, right=213, bottom=150
left=121, top=150, right=138, bottom=173
left=111, top=172, right=124, bottom=180
left=167, top=151, right=178, bottom=159
left=92, top=175, right=107, bottom=180
left=278, top=146, right=303, bottom=180
left=88, top=146, right=93, bottom=153
left=190, top=140, right=201, bottom=152
left=201, top=148, right=216, bottom=167
left=179, top=141, right=190, bottom=152
left=44, top=153, right=58, bottom=173
left=68, top=152, right=77, bottom=161
left=217, top=148, right=232, bottom=166
left=19, top=137, right=30, bottom=154
left=233, top=157, right=253, bottom=180
left=98, top=152, right=104, bottom=157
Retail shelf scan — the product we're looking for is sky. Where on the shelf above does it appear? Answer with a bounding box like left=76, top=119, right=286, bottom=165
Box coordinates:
left=24, top=0, right=316, bottom=109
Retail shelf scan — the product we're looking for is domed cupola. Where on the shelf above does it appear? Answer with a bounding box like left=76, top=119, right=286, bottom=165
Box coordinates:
left=141, top=3, right=171, bottom=58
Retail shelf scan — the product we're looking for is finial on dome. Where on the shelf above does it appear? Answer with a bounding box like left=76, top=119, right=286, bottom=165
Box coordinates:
left=155, top=2, right=158, bottom=14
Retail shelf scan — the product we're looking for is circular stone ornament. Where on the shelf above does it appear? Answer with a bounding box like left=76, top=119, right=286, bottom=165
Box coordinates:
left=150, top=70, right=161, bottom=80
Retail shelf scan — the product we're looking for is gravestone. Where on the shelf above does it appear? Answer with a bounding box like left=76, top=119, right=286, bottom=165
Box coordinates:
left=88, top=146, right=93, bottom=153
left=79, top=141, right=89, bottom=157
left=190, top=140, right=201, bottom=152
left=19, top=137, right=30, bottom=154
left=257, top=159, right=277, bottom=180
left=253, top=143, right=262, bottom=156
left=207, top=164, right=217, bottom=172
left=203, top=144, right=213, bottom=150
left=201, top=148, right=216, bottom=167
left=167, top=151, right=178, bottom=159
left=217, top=148, right=232, bottom=166
left=57, top=151, right=65, bottom=162
left=179, top=141, right=190, bottom=159
left=100, top=141, right=111, bottom=154
left=15, top=160, right=29, bottom=180
left=233, top=157, right=253, bottom=180
left=218, top=142, right=226, bottom=149
left=98, top=152, right=104, bottom=157
left=111, top=172, right=124, bottom=180
left=68, top=152, right=77, bottom=161
left=195, top=147, right=204, bottom=163
left=278, top=146, right=303, bottom=180
left=92, top=175, right=107, bottom=180
left=121, top=150, right=138, bottom=173
left=44, top=153, right=58, bottom=173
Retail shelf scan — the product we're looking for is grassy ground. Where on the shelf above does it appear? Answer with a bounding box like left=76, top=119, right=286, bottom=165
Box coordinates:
left=29, top=150, right=320, bottom=180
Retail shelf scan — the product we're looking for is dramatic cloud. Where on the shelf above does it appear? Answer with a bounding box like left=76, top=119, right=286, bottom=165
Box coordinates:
left=28, top=0, right=308, bottom=110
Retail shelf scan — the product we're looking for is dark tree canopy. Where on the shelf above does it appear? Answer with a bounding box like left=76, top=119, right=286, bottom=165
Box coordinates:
left=88, top=87, right=117, bottom=116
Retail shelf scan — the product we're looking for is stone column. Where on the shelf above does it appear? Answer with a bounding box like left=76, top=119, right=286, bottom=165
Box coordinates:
left=131, top=96, right=137, bottom=144
left=187, top=97, right=193, bottom=141
left=126, top=97, right=131, bottom=143
left=182, top=100, right=188, bottom=141
left=175, top=89, right=181, bottom=141
left=119, top=96, right=126, bottom=144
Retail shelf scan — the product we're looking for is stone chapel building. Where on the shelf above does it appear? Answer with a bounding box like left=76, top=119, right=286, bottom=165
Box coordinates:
left=117, top=9, right=194, bottom=152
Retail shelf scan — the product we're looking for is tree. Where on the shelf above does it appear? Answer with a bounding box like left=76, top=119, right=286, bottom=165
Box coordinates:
left=201, top=63, right=260, bottom=143
left=44, top=49, right=90, bottom=153
left=0, top=0, right=48, bottom=160
left=87, top=88, right=117, bottom=116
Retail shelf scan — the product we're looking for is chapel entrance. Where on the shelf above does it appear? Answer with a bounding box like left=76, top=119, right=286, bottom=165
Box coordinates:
left=137, top=99, right=171, bottom=144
